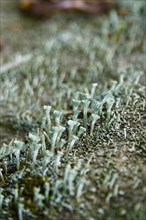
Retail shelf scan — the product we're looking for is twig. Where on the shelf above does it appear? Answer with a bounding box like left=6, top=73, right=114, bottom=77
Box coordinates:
left=0, top=54, right=32, bottom=75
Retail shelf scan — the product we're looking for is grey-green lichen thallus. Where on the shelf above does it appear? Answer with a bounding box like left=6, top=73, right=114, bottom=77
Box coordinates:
left=0, top=1, right=145, bottom=219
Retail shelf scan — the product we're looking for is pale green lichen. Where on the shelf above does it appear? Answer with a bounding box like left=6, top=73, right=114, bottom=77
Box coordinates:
left=0, top=1, right=145, bottom=220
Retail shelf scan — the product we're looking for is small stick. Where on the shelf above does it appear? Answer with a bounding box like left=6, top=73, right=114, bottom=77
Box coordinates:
left=0, top=54, right=32, bottom=75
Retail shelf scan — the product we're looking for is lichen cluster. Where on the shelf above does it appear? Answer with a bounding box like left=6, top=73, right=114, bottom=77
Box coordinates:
left=0, top=1, right=146, bottom=220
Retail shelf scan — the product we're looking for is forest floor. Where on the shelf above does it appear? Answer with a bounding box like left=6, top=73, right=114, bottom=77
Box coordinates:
left=0, top=1, right=146, bottom=220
